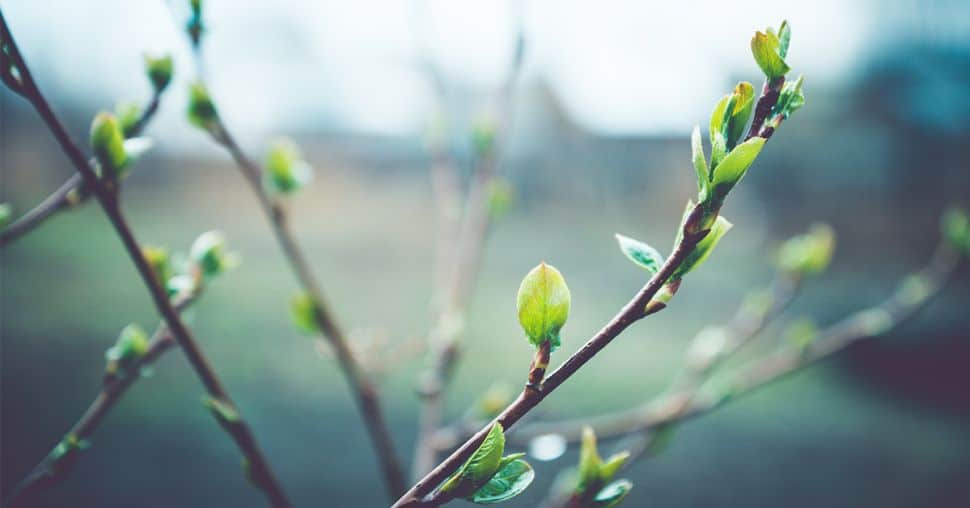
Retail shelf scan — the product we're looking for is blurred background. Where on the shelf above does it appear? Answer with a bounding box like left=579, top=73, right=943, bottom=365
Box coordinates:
left=2, top=0, right=969, bottom=506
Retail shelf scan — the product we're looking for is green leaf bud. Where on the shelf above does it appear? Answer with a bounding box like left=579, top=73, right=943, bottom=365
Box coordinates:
left=0, top=202, right=12, bottom=228
left=105, top=324, right=150, bottom=377
left=189, top=230, right=237, bottom=278
left=143, top=53, right=173, bottom=93
left=142, top=245, right=172, bottom=285
left=290, top=291, right=320, bottom=335
left=114, top=101, right=143, bottom=137
left=726, top=81, right=755, bottom=149
left=751, top=22, right=791, bottom=80
left=615, top=234, right=664, bottom=274
left=516, top=262, right=571, bottom=351
left=942, top=207, right=970, bottom=254
left=90, top=112, right=129, bottom=178
left=691, top=125, right=709, bottom=200
left=577, top=427, right=630, bottom=496
left=592, top=479, right=633, bottom=508
left=671, top=214, right=733, bottom=279
left=777, top=223, right=836, bottom=275
left=440, top=423, right=507, bottom=496
left=265, top=137, right=313, bottom=194
left=187, top=82, right=219, bottom=132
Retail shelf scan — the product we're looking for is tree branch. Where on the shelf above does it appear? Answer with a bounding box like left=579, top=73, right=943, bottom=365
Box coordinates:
left=0, top=11, right=290, bottom=507
left=0, top=89, right=162, bottom=248
left=410, top=21, right=526, bottom=480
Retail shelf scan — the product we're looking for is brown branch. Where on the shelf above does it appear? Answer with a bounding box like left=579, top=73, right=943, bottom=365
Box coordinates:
left=542, top=242, right=963, bottom=508
left=0, top=12, right=290, bottom=507
left=174, top=6, right=407, bottom=495
left=410, top=23, right=526, bottom=480
left=3, top=294, right=192, bottom=507
left=0, top=89, right=162, bottom=248
left=392, top=202, right=712, bottom=507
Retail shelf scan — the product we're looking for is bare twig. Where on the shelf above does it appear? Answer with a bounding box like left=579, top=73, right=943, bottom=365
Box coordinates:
left=410, top=17, right=527, bottom=480
left=392, top=202, right=713, bottom=507
left=0, top=91, right=162, bottom=248
left=0, top=12, right=290, bottom=507
left=539, top=242, right=962, bottom=508
left=178, top=16, right=405, bottom=494
left=3, top=294, right=192, bottom=506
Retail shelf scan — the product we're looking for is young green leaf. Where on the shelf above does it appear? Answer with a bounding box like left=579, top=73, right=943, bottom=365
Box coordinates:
left=592, top=479, right=633, bottom=508
left=265, top=137, right=313, bottom=194
left=777, top=20, right=792, bottom=58
left=0, top=202, right=12, bottom=228
left=517, top=262, right=571, bottom=351
left=143, top=53, right=173, bottom=93
left=105, top=324, right=150, bottom=377
left=708, top=95, right=730, bottom=169
left=440, top=423, right=507, bottom=496
left=726, top=82, right=755, bottom=149
left=205, top=396, right=241, bottom=429
left=709, top=137, right=766, bottom=202
left=942, top=207, right=970, bottom=254
left=671, top=215, right=733, bottom=279
left=90, top=112, right=129, bottom=178
left=115, top=101, right=143, bottom=137
left=189, top=231, right=237, bottom=278
left=142, top=246, right=172, bottom=285
left=290, top=292, right=320, bottom=334
left=467, top=457, right=535, bottom=504
left=187, top=82, right=218, bottom=131
left=690, top=125, right=708, bottom=199
left=768, top=75, right=805, bottom=128
left=615, top=234, right=664, bottom=274
left=751, top=26, right=791, bottom=80
left=777, top=223, right=836, bottom=275
left=577, top=426, right=630, bottom=495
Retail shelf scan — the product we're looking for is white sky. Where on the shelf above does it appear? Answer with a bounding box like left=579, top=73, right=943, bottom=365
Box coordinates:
left=3, top=0, right=876, bottom=142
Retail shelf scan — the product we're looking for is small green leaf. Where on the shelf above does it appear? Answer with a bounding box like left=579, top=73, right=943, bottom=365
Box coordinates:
left=671, top=215, right=733, bottom=279
left=265, top=137, right=312, bottom=194
left=189, top=231, right=237, bottom=278
left=487, top=178, right=514, bottom=220
left=142, top=245, right=172, bottom=285
left=115, top=101, right=143, bottom=137
left=768, top=75, right=805, bottom=127
left=205, top=396, right=240, bottom=428
left=441, top=423, right=507, bottom=496
left=777, top=20, right=792, bottom=59
left=290, top=292, right=320, bottom=334
left=48, top=434, right=88, bottom=475
left=690, top=125, right=708, bottom=199
left=942, top=207, right=970, bottom=254
left=90, top=112, right=129, bottom=178
left=615, top=234, right=664, bottom=274
left=187, top=82, right=218, bottom=131
left=187, top=0, right=205, bottom=46
left=709, top=137, right=766, bottom=202
left=708, top=95, right=730, bottom=169
left=577, top=427, right=602, bottom=493
left=777, top=223, right=836, bottom=275
left=750, top=27, right=791, bottom=79
left=105, top=324, right=150, bottom=377
left=143, top=53, right=173, bottom=93
left=726, top=82, right=755, bottom=149
left=517, top=262, right=571, bottom=351
left=0, top=202, right=12, bottom=228
left=598, top=452, right=630, bottom=484
left=467, top=458, right=534, bottom=504
left=592, top=479, right=633, bottom=508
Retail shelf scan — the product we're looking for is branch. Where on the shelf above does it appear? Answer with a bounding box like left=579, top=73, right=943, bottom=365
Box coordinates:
left=411, top=22, right=526, bottom=479
left=0, top=12, right=290, bottom=507
left=392, top=202, right=712, bottom=507
left=0, top=88, right=163, bottom=248
left=179, top=25, right=406, bottom=494
left=3, top=294, right=192, bottom=507
left=540, top=241, right=962, bottom=508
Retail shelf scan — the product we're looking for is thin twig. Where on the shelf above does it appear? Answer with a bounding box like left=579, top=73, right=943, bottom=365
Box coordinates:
left=539, top=242, right=962, bottom=508
left=3, top=294, right=192, bottom=507
left=392, top=202, right=712, bottom=507
left=410, top=19, right=526, bottom=480
left=0, top=12, right=290, bottom=507
left=0, top=90, right=162, bottom=248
